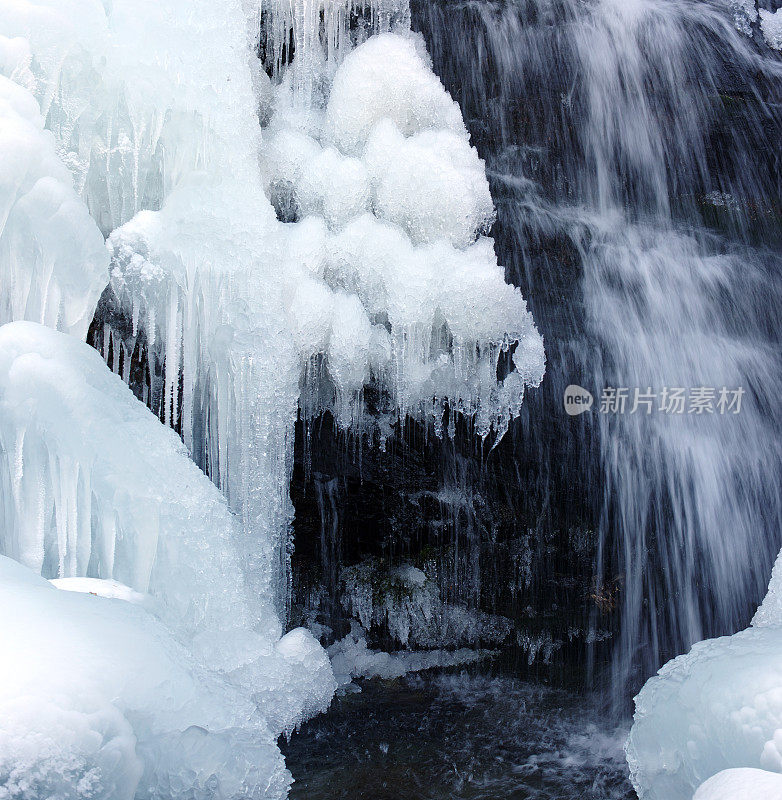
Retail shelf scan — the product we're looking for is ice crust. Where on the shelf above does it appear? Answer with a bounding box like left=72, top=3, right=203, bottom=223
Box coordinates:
left=626, top=544, right=782, bottom=800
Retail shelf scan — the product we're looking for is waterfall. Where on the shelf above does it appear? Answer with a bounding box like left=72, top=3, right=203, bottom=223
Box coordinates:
left=413, top=0, right=782, bottom=701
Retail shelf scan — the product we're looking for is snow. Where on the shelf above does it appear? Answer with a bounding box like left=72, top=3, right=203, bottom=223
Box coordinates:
left=693, top=768, right=782, bottom=800
left=323, top=34, right=464, bottom=156
left=626, top=543, right=782, bottom=800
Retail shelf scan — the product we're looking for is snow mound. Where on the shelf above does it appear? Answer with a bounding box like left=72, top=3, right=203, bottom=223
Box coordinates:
left=0, top=555, right=290, bottom=800
left=693, top=768, right=782, bottom=800
left=626, top=544, right=782, bottom=800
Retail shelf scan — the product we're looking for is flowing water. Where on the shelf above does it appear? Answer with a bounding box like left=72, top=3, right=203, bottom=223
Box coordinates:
left=282, top=671, right=634, bottom=800
left=412, top=0, right=782, bottom=703
left=281, top=1, right=782, bottom=794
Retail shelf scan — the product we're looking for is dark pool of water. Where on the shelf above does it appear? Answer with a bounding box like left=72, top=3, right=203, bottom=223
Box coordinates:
left=282, top=671, right=637, bottom=800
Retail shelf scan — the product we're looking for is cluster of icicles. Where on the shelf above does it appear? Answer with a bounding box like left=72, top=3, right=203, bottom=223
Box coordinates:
left=0, top=0, right=543, bottom=795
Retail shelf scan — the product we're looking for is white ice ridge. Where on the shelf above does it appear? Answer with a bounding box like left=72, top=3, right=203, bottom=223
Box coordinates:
left=0, top=554, right=324, bottom=800
left=0, top=38, right=107, bottom=339
left=626, top=543, right=782, bottom=800
left=328, top=627, right=496, bottom=687
left=0, top=322, right=335, bottom=733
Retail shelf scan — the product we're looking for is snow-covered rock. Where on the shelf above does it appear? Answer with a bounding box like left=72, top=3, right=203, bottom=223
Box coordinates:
left=626, top=545, right=782, bottom=800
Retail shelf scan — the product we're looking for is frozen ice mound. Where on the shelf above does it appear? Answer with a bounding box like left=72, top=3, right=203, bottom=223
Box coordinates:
left=0, top=320, right=261, bottom=637
left=0, top=322, right=336, bottom=788
left=257, top=32, right=544, bottom=437
left=0, top=555, right=290, bottom=800
left=322, top=33, right=465, bottom=156
left=626, top=545, right=782, bottom=800
left=760, top=8, right=782, bottom=51
left=693, top=768, right=782, bottom=800
left=0, top=40, right=107, bottom=339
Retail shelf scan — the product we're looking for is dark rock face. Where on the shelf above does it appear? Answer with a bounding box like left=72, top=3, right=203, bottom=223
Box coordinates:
left=289, top=407, right=614, bottom=683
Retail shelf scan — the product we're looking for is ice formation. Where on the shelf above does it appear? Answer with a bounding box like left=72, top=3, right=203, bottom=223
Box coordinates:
left=0, top=555, right=294, bottom=800
left=0, top=0, right=543, bottom=794
left=0, top=323, right=335, bottom=792
left=693, top=768, right=782, bottom=800
left=729, top=0, right=782, bottom=50
left=730, top=0, right=758, bottom=35
left=0, top=0, right=544, bottom=618
left=0, top=38, right=107, bottom=338
left=0, top=321, right=262, bottom=637
left=760, top=8, right=782, bottom=51
left=328, top=627, right=495, bottom=687
left=340, top=560, right=513, bottom=649
left=626, top=544, right=782, bottom=800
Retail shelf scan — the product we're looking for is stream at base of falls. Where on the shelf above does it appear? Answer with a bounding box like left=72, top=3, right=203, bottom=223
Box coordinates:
left=282, top=668, right=635, bottom=800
